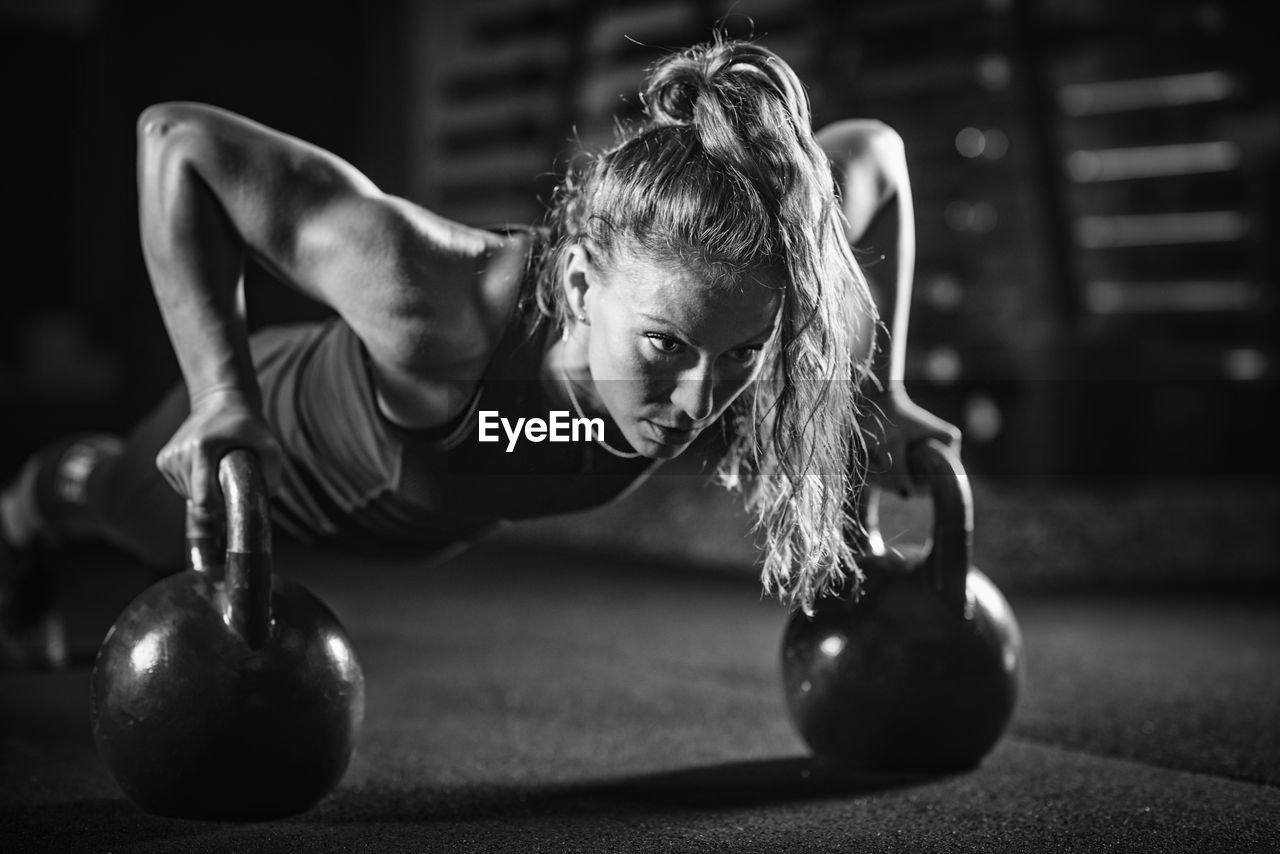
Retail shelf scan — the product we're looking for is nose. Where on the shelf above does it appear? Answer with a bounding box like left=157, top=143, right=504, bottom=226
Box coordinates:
left=670, top=363, right=716, bottom=424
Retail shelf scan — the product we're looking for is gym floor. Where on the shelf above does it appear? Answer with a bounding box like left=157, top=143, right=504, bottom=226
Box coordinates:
left=2, top=532, right=1278, bottom=853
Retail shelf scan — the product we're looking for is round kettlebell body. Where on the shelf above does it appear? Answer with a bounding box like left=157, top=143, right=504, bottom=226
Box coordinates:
left=780, top=440, right=1024, bottom=772
left=90, top=450, right=364, bottom=819
left=781, top=553, right=1022, bottom=771
left=90, top=569, right=364, bottom=819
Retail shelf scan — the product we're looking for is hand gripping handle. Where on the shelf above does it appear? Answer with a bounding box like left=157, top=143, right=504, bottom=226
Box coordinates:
left=908, top=439, right=974, bottom=615
left=184, top=449, right=273, bottom=647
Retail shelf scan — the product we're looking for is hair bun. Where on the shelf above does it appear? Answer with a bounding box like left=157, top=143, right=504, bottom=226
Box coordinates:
left=644, top=61, right=704, bottom=127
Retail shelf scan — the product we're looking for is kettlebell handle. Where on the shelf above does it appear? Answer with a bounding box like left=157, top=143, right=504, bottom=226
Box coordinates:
left=184, top=449, right=273, bottom=648
left=909, top=439, right=973, bottom=614
left=851, top=439, right=972, bottom=613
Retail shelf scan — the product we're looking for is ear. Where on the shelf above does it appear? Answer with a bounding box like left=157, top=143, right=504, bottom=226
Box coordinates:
left=561, top=242, right=595, bottom=319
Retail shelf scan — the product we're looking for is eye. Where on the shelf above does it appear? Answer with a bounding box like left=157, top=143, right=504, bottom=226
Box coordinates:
left=724, top=345, right=762, bottom=365
left=645, top=334, right=683, bottom=355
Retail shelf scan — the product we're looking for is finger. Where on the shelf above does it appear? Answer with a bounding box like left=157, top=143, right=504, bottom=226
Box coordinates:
left=159, top=467, right=183, bottom=498
left=155, top=448, right=186, bottom=498
left=185, top=497, right=221, bottom=539
left=926, top=414, right=962, bottom=448
left=189, top=449, right=221, bottom=519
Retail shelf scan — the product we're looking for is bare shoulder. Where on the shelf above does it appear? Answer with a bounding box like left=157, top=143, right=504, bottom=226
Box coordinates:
left=323, top=200, right=535, bottom=428
left=313, top=198, right=529, bottom=363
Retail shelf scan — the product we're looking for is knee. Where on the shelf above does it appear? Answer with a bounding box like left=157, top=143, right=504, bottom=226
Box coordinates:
left=31, top=434, right=126, bottom=525
left=28, top=433, right=184, bottom=570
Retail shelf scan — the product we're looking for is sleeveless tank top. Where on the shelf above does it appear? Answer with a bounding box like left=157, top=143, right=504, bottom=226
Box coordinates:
left=253, top=307, right=655, bottom=558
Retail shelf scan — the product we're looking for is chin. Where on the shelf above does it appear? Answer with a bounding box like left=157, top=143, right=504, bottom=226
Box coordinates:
left=626, top=421, right=696, bottom=460
left=640, top=441, right=687, bottom=461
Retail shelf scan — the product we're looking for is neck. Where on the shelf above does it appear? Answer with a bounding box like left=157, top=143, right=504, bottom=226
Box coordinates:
left=543, top=328, right=598, bottom=413
left=543, top=329, right=641, bottom=457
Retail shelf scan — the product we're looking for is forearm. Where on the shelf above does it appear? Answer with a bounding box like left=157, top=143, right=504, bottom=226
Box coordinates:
left=137, top=107, right=261, bottom=411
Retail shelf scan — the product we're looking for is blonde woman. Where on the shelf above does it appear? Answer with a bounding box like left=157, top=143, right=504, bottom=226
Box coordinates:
left=0, top=37, right=957, bottom=668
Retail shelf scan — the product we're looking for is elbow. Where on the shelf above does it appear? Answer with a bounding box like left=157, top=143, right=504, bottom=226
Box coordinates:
left=135, top=104, right=219, bottom=196
left=136, top=105, right=188, bottom=200
left=137, top=103, right=181, bottom=146
left=819, top=120, right=908, bottom=204
left=867, top=122, right=906, bottom=172
left=844, top=121, right=906, bottom=174
left=817, top=118, right=901, bottom=161
left=136, top=105, right=184, bottom=178
left=135, top=105, right=209, bottom=229
left=136, top=102, right=215, bottom=156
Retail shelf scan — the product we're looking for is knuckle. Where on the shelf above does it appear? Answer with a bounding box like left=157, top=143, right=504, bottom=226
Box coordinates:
left=189, top=501, right=220, bottom=519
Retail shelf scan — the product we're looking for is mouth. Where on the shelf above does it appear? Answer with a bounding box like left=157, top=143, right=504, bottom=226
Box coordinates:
left=642, top=420, right=699, bottom=444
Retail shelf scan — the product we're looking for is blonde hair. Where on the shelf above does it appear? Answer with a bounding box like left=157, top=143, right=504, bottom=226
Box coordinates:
left=534, top=36, right=877, bottom=612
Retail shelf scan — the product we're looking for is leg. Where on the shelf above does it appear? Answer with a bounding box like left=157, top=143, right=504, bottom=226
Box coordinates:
left=1, top=385, right=188, bottom=568
left=0, top=386, right=189, bottom=668
left=1, top=320, right=356, bottom=567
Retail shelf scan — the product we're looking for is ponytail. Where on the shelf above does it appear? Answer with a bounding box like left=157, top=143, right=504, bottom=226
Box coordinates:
left=535, top=36, right=877, bottom=612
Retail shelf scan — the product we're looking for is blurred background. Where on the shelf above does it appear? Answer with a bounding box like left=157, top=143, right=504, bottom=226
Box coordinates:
left=1, top=0, right=1277, bottom=592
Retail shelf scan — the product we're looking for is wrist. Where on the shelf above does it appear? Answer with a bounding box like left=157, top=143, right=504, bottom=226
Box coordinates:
left=189, top=382, right=259, bottom=412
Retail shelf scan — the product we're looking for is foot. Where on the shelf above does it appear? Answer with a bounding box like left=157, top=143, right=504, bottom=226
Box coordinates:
left=0, top=534, right=68, bottom=671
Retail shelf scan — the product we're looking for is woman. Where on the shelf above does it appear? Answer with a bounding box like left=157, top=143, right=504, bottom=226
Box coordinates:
left=0, top=37, right=956, bottom=668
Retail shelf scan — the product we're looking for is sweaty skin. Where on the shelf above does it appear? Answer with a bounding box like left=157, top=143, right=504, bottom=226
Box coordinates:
left=136, top=103, right=950, bottom=515
left=554, top=243, right=780, bottom=460
left=136, top=102, right=532, bottom=515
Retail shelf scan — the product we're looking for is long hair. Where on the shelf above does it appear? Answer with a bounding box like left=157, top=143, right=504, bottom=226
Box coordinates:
left=533, top=36, right=877, bottom=613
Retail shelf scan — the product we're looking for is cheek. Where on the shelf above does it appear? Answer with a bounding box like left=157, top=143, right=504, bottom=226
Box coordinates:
left=589, top=329, right=637, bottom=378
left=586, top=332, right=650, bottom=403
left=712, top=364, right=763, bottom=410
left=598, top=348, right=675, bottom=411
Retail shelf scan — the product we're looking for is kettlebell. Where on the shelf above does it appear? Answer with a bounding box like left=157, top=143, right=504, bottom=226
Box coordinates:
left=90, top=450, right=365, bottom=819
left=780, top=439, right=1023, bottom=772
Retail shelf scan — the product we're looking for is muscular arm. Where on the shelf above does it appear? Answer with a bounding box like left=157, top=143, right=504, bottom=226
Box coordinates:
left=137, top=102, right=497, bottom=404
left=817, top=119, right=959, bottom=493
left=135, top=102, right=508, bottom=506
left=817, top=119, right=914, bottom=389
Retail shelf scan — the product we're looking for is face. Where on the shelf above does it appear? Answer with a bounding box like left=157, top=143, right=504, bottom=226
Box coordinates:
left=563, top=242, right=781, bottom=460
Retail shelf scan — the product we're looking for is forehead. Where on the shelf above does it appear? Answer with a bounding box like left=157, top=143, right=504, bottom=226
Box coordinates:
left=599, top=247, right=781, bottom=334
